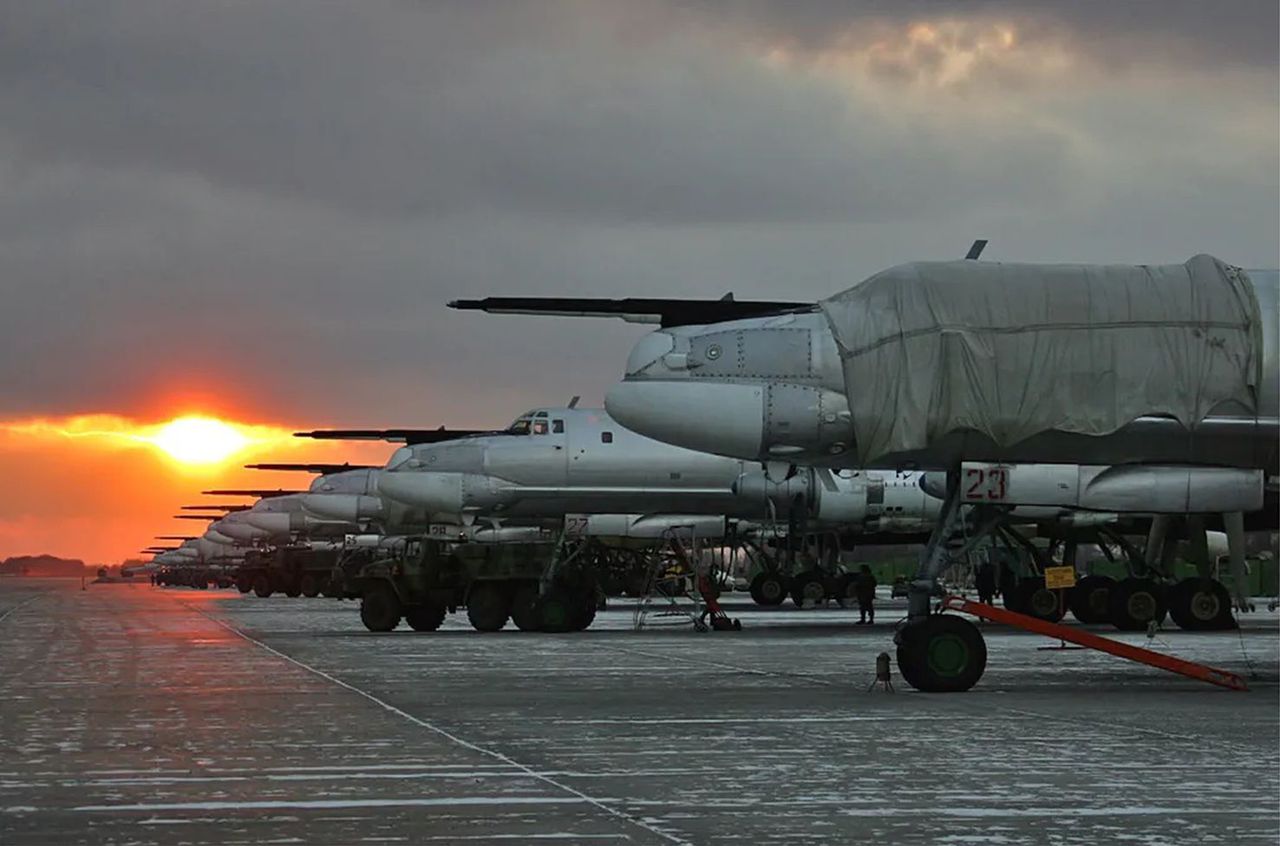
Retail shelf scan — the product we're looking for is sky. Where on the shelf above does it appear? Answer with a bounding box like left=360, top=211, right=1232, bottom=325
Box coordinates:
left=0, top=1, right=1277, bottom=564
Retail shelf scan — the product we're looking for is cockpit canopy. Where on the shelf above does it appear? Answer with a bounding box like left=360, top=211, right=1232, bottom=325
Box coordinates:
left=505, top=410, right=553, bottom=436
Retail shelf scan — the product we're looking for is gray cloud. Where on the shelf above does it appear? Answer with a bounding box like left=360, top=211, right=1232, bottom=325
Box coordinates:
left=0, top=1, right=1275, bottom=426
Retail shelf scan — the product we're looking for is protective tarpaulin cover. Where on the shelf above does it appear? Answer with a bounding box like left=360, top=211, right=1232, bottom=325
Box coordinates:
left=819, top=254, right=1262, bottom=464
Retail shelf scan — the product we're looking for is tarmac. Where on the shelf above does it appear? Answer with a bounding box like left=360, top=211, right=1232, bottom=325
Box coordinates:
left=1, top=577, right=1277, bottom=845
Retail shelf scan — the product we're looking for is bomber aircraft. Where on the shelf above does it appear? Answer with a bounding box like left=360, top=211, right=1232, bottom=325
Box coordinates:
left=452, top=248, right=1278, bottom=690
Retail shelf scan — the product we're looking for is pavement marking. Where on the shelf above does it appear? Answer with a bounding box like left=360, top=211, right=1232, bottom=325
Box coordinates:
left=196, top=606, right=693, bottom=846
left=0, top=595, right=40, bottom=625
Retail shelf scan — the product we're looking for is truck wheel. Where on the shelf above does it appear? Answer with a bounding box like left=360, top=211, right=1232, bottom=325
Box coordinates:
left=405, top=603, right=446, bottom=632
left=467, top=583, right=511, bottom=632
left=360, top=583, right=402, bottom=632
left=1068, top=575, right=1114, bottom=623
left=252, top=574, right=273, bottom=598
left=510, top=585, right=542, bottom=632
left=834, top=573, right=859, bottom=609
left=284, top=581, right=302, bottom=598
left=299, top=574, right=321, bottom=598
left=235, top=576, right=252, bottom=594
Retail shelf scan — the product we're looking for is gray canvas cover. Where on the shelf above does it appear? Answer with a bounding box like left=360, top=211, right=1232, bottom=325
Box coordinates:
left=819, top=254, right=1262, bottom=464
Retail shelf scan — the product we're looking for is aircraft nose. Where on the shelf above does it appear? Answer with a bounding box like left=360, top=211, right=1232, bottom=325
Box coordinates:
left=242, top=512, right=293, bottom=535
left=301, top=493, right=384, bottom=522
left=605, top=380, right=765, bottom=459
left=376, top=471, right=465, bottom=512
left=203, top=529, right=235, bottom=545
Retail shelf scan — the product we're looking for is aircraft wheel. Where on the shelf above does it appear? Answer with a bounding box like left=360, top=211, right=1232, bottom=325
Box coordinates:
left=299, top=574, right=321, bottom=598
left=1068, top=575, right=1115, bottom=623
left=252, top=575, right=273, bottom=598
left=790, top=571, right=827, bottom=608
left=1014, top=578, right=1065, bottom=622
left=510, top=584, right=542, bottom=632
left=570, top=591, right=598, bottom=632
left=1168, top=578, right=1236, bottom=631
left=405, top=603, right=446, bottom=632
left=749, top=572, right=788, bottom=606
left=360, top=583, right=402, bottom=632
left=896, top=615, right=988, bottom=693
left=834, top=573, right=860, bottom=609
left=466, top=583, right=511, bottom=632
left=1108, top=578, right=1167, bottom=631
left=537, top=587, right=578, bottom=633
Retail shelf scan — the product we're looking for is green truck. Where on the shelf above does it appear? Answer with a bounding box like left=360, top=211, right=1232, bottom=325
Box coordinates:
left=339, top=537, right=599, bottom=633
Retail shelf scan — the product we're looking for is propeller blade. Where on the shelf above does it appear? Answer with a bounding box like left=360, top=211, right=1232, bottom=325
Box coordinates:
left=448, top=296, right=811, bottom=327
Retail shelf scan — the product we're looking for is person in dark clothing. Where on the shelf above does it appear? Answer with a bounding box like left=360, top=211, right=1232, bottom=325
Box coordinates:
left=855, top=565, right=877, bottom=624
left=975, top=561, right=997, bottom=606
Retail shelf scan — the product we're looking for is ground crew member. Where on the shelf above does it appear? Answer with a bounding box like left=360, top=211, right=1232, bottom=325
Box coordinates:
left=855, top=564, right=877, bottom=624
left=975, top=561, right=997, bottom=605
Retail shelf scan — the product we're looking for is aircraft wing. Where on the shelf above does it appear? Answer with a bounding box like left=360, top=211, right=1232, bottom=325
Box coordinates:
left=245, top=462, right=380, bottom=473
left=172, top=515, right=219, bottom=521
left=180, top=504, right=251, bottom=512
left=293, top=428, right=492, bottom=445
left=202, top=489, right=304, bottom=497
left=448, top=296, right=813, bottom=328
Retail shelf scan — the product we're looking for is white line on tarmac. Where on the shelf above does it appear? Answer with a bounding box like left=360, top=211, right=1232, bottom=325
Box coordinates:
left=0, top=595, right=40, bottom=625
left=195, top=606, right=692, bottom=846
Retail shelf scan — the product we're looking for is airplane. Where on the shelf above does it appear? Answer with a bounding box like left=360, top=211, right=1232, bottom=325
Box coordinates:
left=300, top=405, right=1155, bottom=614
left=451, top=248, right=1279, bottom=690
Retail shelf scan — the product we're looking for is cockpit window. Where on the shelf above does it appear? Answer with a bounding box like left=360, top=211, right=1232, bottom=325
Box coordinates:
left=506, top=415, right=534, bottom=435
left=552, top=419, right=564, bottom=434
left=533, top=420, right=549, bottom=435
left=386, top=446, right=415, bottom=470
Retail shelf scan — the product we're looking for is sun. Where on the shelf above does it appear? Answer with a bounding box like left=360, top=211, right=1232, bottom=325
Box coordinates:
left=146, top=416, right=251, bottom=465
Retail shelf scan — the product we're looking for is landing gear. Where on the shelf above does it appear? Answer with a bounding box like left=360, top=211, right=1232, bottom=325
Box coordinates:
left=1108, top=577, right=1167, bottom=631
left=405, top=602, right=446, bottom=632
left=1167, top=578, right=1236, bottom=631
left=536, top=587, right=578, bottom=633
left=1013, top=577, right=1065, bottom=623
left=1068, top=575, right=1115, bottom=623
left=360, top=583, right=402, bottom=632
left=895, top=615, right=988, bottom=693
left=510, top=584, right=541, bottom=631
left=299, top=573, right=321, bottom=598
left=466, top=583, right=511, bottom=632
left=749, top=572, right=788, bottom=606
left=790, top=570, right=827, bottom=608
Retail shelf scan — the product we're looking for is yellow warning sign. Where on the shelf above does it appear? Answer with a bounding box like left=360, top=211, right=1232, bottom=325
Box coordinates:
left=1043, top=566, right=1077, bottom=591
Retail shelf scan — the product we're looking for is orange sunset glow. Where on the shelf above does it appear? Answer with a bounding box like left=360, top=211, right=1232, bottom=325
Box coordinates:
left=0, top=412, right=393, bottom=566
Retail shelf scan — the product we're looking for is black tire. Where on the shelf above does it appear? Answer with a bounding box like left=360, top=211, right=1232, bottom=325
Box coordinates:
left=284, top=581, right=302, bottom=598
left=1168, top=578, right=1236, bottom=631
left=1068, top=575, right=1115, bottom=624
left=537, top=587, right=577, bottom=633
left=405, top=603, right=446, bottom=632
left=749, top=572, right=788, bottom=607
left=299, top=574, right=321, bottom=598
left=252, top=574, right=273, bottom=598
left=235, top=577, right=252, bottom=594
left=1108, top=577, right=1167, bottom=631
left=466, top=583, right=511, bottom=632
left=570, top=592, right=598, bottom=632
left=895, top=615, right=988, bottom=693
left=834, top=574, right=860, bottom=609
left=360, top=583, right=403, bottom=632
left=790, top=570, right=827, bottom=608
left=510, top=584, right=542, bottom=632
left=1013, top=577, right=1066, bottom=623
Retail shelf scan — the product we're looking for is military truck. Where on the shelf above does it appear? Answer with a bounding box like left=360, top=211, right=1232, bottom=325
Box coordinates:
left=236, top=545, right=342, bottom=598
left=340, top=537, right=599, bottom=633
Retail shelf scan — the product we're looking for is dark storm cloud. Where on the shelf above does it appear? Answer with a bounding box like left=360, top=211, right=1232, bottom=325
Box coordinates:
left=0, top=1, right=1275, bottom=424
